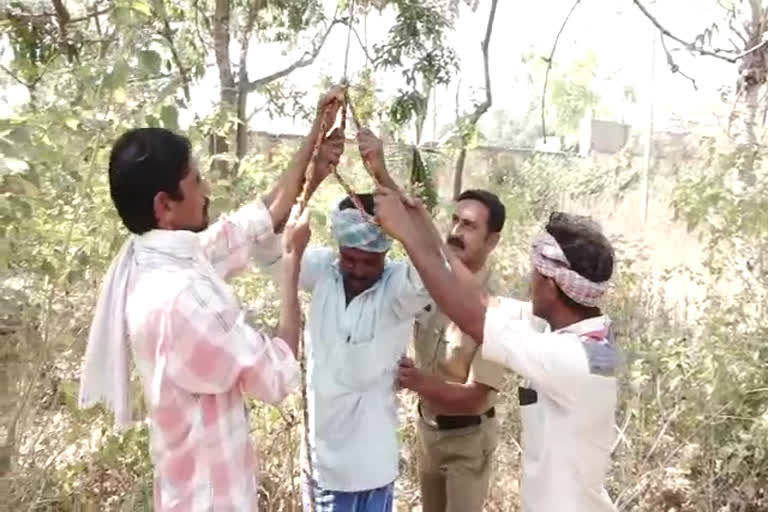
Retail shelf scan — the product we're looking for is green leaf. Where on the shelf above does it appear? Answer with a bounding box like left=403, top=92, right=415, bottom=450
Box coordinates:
left=0, top=237, right=9, bottom=271
left=104, top=61, right=131, bottom=91
left=139, top=50, right=162, bottom=75
left=65, top=118, right=79, bottom=130
left=131, top=0, right=153, bottom=16
left=160, top=105, right=179, bottom=131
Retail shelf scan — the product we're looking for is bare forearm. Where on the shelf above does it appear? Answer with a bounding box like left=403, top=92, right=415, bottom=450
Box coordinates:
left=264, top=120, right=322, bottom=231
left=276, top=256, right=302, bottom=357
left=372, top=161, right=400, bottom=193
left=412, top=376, right=490, bottom=415
left=401, top=227, right=488, bottom=343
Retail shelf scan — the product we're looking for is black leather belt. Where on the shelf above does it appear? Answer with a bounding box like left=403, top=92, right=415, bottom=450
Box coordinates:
left=419, top=402, right=495, bottom=430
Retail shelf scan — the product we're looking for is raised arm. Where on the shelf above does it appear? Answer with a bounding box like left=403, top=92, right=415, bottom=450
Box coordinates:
left=198, top=89, right=344, bottom=280
left=374, top=187, right=488, bottom=343
left=165, top=209, right=311, bottom=405
left=357, top=128, right=401, bottom=193
left=263, top=87, right=345, bottom=232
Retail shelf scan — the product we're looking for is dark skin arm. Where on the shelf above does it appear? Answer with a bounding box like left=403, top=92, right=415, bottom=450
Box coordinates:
left=373, top=187, right=489, bottom=344
left=397, top=357, right=493, bottom=414
left=263, top=87, right=345, bottom=231
left=357, top=128, right=401, bottom=192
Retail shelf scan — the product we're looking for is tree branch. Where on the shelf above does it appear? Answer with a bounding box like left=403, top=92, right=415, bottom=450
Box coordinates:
left=541, top=0, right=582, bottom=140
left=632, top=0, right=737, bottom=63
left=234, top=0, right=260, bottom=163
left=213, top=0, right=236, bottom=102
left=341, top=20, right=374, bottom=65
left=736, top=38, right=768, bottom=59
left=158, top=16, right=192, bottom=102
left=12, top=3, right=113, bottom=22
left=0, top=64, right=32, bottom=88
left=660, top=35, right=698, bottom=90
left=453, top=0, right=497, bottom=199
left=246, top=20, right=341, bottom=92
left=69, top=4, right=113, bottom=23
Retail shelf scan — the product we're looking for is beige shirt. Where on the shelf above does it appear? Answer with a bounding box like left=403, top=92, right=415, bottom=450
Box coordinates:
left=413, top=269, right=507, bottom=419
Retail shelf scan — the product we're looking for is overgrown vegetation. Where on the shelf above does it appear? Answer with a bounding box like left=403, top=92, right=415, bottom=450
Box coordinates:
left=2, top=0, right=767, bottom=511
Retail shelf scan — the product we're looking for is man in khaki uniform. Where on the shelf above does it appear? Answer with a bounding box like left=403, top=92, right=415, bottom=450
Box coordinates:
left=398, top=189, right=508, bottom=512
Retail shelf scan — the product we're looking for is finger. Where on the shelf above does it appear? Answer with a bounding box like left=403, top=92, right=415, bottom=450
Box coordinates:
left=374, top=185, right=395, bottom=197
left=322, top=86, right=345, bottom=105
left=401, top=194, right=419, bottom=208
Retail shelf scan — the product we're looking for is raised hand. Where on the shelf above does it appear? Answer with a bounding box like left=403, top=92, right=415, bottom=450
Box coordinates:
left=373, top=186, right=415, bottom=242
left=316, top=86, right=345, bottom=130
left=315, top=128, right=345, bottom=183
left=357, top=128, right=386, bottom=178
left=283, top=206, right=311, bottom=258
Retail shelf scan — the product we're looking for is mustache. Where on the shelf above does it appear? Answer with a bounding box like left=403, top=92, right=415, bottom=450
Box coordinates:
left=343, top=272, right=369, bottom=283
left=446, top=236, right=465, bottom=250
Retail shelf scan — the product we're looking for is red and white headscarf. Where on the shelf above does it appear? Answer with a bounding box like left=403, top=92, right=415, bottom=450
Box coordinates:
left=531, top=231, right=610, bottom=307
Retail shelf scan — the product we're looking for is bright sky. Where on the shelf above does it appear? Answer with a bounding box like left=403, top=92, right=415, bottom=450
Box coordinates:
left=220, top=0, right=736, bottom=140
left=1, top=0, right=739, bottom=141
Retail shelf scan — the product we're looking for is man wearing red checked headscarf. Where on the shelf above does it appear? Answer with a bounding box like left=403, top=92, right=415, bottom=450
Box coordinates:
left=374, top=192, right=619, bottom=512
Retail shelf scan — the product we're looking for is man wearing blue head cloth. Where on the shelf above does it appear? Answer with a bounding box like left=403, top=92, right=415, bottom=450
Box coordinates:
left=269, top=130, right=431, bottom=512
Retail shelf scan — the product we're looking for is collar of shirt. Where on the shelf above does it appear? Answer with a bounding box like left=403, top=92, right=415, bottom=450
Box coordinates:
left=555, top=315, right=612, bottom=339
left=135, top=229, right=203, bottom=261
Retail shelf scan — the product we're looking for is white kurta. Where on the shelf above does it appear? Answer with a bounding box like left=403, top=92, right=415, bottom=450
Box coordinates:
left=483, top=298, right=618, bottom=512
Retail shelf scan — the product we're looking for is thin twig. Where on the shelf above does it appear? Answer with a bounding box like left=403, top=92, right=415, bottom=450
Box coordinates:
left=660, top=35, right=698, bottom=90
left=12, top=4, right=113, bottom=22
left=736, top=38, right=768, bottom=59
left=69, top=4, right=113, bottom=23
left=541, top=0, right=582, bottom=141
left=159, top=15, right=192, bottom=102
left=339, top=20, right=374, bottom=65
left=632, top=0, right=750, bottom=64
left=0, top=64, right=31, bottom=88
left=247, top=20, right=341, bottom=91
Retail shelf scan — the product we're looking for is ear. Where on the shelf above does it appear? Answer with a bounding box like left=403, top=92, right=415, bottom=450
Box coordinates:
left=153, top=190, right=173, bottom=229
left=486, top=231, right=501, bottom=251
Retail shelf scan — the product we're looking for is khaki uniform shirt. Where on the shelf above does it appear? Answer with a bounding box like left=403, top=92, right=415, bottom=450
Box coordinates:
left=413, top=269, right=506, bottom=421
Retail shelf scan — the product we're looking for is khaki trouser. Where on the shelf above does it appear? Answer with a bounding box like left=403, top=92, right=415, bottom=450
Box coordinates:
left=417, top=415, right=499, bottom=512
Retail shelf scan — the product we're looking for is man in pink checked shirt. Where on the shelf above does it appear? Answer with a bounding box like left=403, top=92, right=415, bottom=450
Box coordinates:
left=78, top=88, right=345, bottom=511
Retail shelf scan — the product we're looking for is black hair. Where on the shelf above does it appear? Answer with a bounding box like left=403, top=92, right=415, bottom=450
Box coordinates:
left=457, top=189, right=506, bottom=233
left=338, top=193, right=375, bottom=216
left=545, top=212, right=614, bottom=283
left=108, top=128, right=192, bottom=234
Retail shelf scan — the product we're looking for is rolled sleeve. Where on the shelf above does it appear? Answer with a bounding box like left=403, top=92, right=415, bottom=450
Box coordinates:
left=166, top=277, right=299, bottom=403
left=482, top=297, right=587, bottom=407
left=199, top=200, right=282, bottom=280
left=468, top=351, right=507, bottom=391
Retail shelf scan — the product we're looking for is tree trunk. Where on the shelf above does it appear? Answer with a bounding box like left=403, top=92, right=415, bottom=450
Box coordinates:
left=453, top=148, right=467, bottom=199
left=233, top=2, right=258, bottom=176
left=452, top=0, right=498, bottom=199
left=211, top=0, right=236, bottom=178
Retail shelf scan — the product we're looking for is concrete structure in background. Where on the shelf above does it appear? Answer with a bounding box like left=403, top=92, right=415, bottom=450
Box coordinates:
left=579, top=116, right=631, bottom=156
